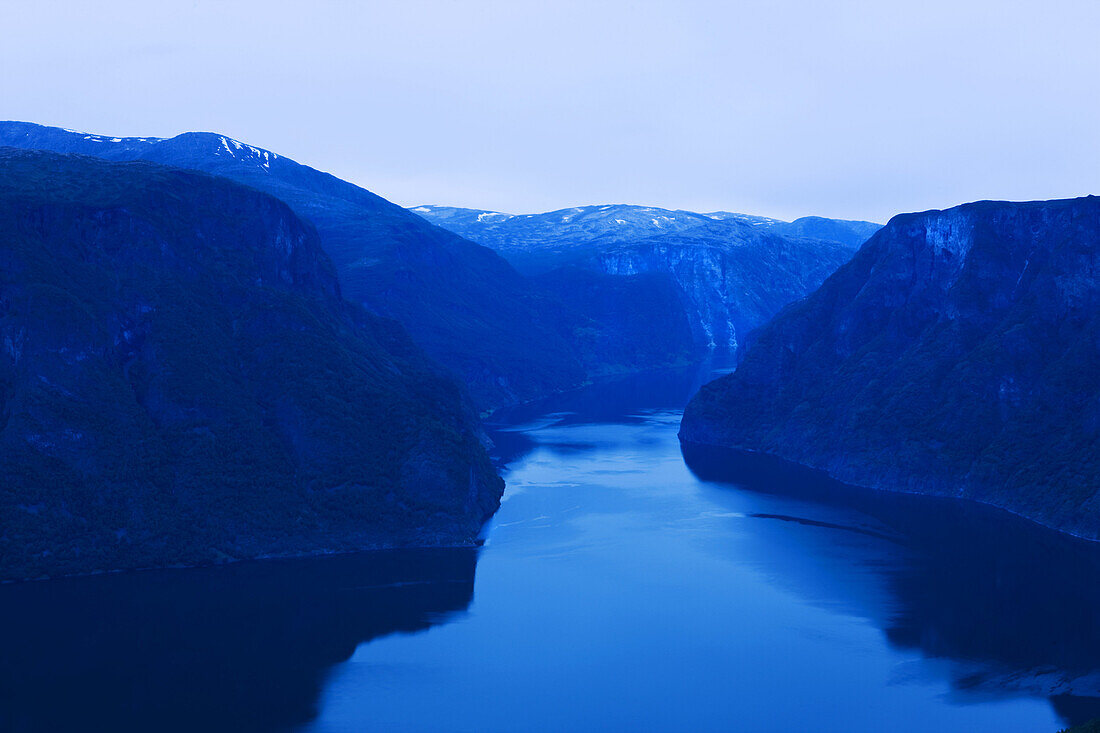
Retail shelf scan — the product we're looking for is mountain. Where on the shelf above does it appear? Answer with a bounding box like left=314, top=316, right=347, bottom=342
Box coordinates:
left=0, top=148, right=502, bottom=581
left=769, top=215, right=882, bottom=248
left=680, top=197, right=1100, bottom=539
left=413, top=203, right=872, bottom=354
left=411, top=204, right=879, bottom=274
left=701, top=211, right=786, bottom=228
left=704, top=211, right=881, bottom=248
left=1065, top=720, right=1100, bottom=733
left=410, top=205, right=724, bottom=272
left=534, top=267, right=696, bottom=375
left=0, top=122, right=673, bottom=410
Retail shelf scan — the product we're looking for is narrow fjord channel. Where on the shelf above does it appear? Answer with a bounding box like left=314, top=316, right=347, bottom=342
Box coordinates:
left=3, top=363, right=1100, bottom=732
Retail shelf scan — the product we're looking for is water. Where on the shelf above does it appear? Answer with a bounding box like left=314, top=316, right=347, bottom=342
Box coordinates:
left=3, top=363, right=1100, bottom=732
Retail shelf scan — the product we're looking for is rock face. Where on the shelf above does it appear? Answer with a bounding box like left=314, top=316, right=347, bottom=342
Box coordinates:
left=0, top=123, right=689, bottom=410
left=680, top=197, right=1100, bottom=539
left=414, top=204, right=869, bottom=356
left=590, top=222, right=858, bottom=353
left=699, top=211, right=881, bottom=249
left=534, top=267, right=696, bottom=375
left=0, top=149, right=503, bottom=581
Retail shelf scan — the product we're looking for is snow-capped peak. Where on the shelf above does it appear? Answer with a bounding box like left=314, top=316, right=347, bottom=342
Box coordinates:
left=78, top=133, right=164, bottom=144
left=214, top=135, right=279, bottom=170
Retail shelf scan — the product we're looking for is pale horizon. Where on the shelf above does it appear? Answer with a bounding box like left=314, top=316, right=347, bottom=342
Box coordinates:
left=4, top=0, right=1098, bottom=223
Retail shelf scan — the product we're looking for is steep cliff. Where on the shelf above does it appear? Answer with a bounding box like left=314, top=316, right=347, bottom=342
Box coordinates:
left=533, top=267, right=697, bottom=374
left=415, top=204, right=863, bottom=356
left=681, top=197, right=1100, bottom=539
left=0, top=149, right=503, bottom=580
left=0, top=123, right=590, bottom=409
left=591, top=220, right=857, bottom=353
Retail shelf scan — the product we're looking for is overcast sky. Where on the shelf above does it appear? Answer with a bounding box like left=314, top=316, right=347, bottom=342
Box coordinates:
left=3, top=0, right=1098, bottom=222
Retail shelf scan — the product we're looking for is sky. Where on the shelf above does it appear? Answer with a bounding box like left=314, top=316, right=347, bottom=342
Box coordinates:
left=3, top=0, right=1098, bottom=223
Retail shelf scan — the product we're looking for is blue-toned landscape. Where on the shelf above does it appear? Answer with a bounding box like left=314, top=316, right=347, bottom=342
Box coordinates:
left=2, top=2, right=1099, bottom=731
left=4, top=367, right=1100, bottom=732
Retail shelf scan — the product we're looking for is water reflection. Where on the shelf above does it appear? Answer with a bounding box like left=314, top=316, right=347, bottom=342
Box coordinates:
left=5, top=361, right=1100, bottom=732
left=492, top=362, right=1100, bottom=726
left=0, top=548, right=478, bottom=733
left=681, top=444, right=1100, bottom=725
left=486, top=361, right=729, bottom=466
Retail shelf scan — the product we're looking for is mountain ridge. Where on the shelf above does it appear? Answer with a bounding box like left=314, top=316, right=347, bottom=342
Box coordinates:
left=680, top=195, right=1100, bottom=540
left=414, top=202, right=873, bottom=356
left=0, top=147, right=503, bottom=581
left=410, top=203, right=881, bottom=259
left=0, top=121, right=696, bottom=410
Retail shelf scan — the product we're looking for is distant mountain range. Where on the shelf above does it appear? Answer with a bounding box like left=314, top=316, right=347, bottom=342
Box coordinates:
left=412, top=204, right=880, bottom=266
left=414, top=204, right=878, bottom=354
left=0, top=122, right=692, bottom=409
left=3, top=117, right=1097, bottom=573
left=0, top=148, right=501, bottom=580
left=2, top=122, right=874, bottom=408
left=680, top=196, right=1100, bottom=539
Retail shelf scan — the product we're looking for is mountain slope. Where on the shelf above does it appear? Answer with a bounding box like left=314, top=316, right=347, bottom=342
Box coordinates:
left=534, top=267, right=696, bottom=374
left=680, top=196, right=1100, bottom=539
left=412, top=204, right=878, bottom=273
left=774, top=216, right=882, bottom=247
left=415, top=203, right=868, bottom=354
left=0, top=148, right=502, bottom=580
left=411, top=204, right=722, bottom=272
left=0, top=122, right=600, bottom=409
left=593, top=220, right=858, bottom=351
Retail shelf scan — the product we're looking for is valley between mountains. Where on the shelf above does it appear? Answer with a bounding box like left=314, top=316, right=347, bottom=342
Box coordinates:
left=1, top=120, right=1097, bottom=581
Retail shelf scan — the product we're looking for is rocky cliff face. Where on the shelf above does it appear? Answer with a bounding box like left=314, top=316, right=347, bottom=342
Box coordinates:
left=533, top=267, right=697, bottom=374
left=0, top=122, right=692, bottom=410
left=591, top=221, right=855, bottom=353
left=414, top=204, right=864, bottom=357
left=680, top=197, right=1100, bottom=539
left=0, top=149, right=503, bottom=580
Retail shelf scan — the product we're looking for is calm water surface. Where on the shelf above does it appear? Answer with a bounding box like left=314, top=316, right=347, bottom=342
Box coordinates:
left=3, top=364, right=1100, bottom=732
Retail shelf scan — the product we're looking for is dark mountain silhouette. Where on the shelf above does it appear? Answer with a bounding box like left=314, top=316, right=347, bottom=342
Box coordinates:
left=0, top=148, right=501, bottom=580
left=681, top=196, right=1100, bottom=539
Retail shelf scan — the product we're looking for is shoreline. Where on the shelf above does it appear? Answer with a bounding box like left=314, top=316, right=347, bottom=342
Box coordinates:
left=678, top=436, right=1100, bottom=547
left=0, top=535, right=487, bottom=587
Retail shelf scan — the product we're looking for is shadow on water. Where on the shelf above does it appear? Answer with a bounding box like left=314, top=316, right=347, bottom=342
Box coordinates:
left=0, top=547, right=479, bottom=733
left=7, top=359, right=1098, bottom=731
left=486, top=358, right=732, bottom=467
left=681, top=443, right=1100, bottom=726
left=0, top=364, right=730, bottom=733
